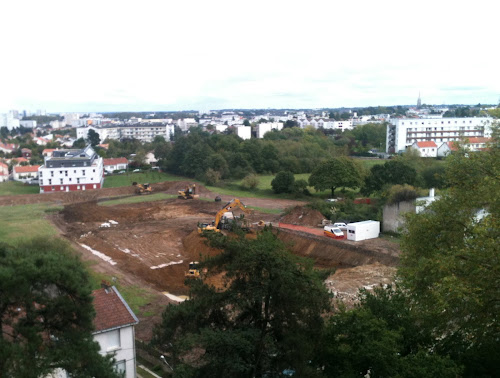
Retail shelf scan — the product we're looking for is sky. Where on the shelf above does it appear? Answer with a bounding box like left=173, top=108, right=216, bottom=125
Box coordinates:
left=0, top=0, right=499, bottom=113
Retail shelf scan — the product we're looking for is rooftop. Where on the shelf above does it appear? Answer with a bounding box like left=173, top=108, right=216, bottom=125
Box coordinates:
left=92, top=285, right=138, bottom=333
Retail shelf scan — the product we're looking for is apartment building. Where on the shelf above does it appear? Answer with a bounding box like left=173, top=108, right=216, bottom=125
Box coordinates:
left=38, top=145, right=104, bottom=193
left=386, top=117, right=493, bottom=153
left=77, top=124, right=175, bottom=143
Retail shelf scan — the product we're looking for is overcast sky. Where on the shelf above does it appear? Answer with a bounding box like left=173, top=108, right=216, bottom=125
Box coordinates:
left=1, top=0, right=499, bottom=113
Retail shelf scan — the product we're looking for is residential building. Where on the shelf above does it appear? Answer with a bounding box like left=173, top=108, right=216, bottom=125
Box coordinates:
left=0, top=142, right=18, bottom=154
left=236, top=126, right=251, bottom=140
left=0, top=113, right=20, bottom=130
left=0, top=161, right=9, bottom=182
left=38, top=145, right=104, bottom=193
left=437, top=137, right=491, bottom=157
left=257, top=122, right=283, bottom=138
left=177, top=118, right=198, bottom=131
left=77, top=124, right=175, bottom=143
left=13, top=165, right=40, bottom=182
left=145, top=151, right=157, bottom=165
left=103, top=157, right=128, bottom=173
left=42, top=148, right=57, bottom=157
left=92, top=285, right=139, bottom=377
left=21, top=148, right=32, bottom=159
left=410, top=141, right=438, bottom=157
left=19, top=120, right=37, bottom=128
left=386, top=117, right=493, bottom=153
left=49, top=284, right=139, bottom=378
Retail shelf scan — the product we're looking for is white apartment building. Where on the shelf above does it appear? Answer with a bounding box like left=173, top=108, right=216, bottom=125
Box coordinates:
left=318, top=119, right=354, bottom=130
left=386, top=117, right=493, bottom=153
left=0, top=113, right=20, bottom=130
left=257, top=122, right=284, bottom=138
left=38, top=145, right=104, bottom=193
left=19, top=120, right=37, bottom=128
left=77, top=124, right=175, bottom=143
left=236, top=126, right=251, bottom=140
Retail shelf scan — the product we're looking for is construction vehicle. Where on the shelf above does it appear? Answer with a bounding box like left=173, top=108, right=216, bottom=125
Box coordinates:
left=133, top=182, right=152, bottom=195
left=198, top=198, right=252, bottom=233
left=185, top=261, right=200, bottom=278
left=178, top=184, right=199, bottom=200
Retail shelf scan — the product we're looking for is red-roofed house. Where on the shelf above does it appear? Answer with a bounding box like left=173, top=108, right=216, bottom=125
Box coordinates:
left=42, top=148, right=57, bottom=157
left=466, top=137, right=491, bottom=151
left=103, top=157, right=128, bottom=173
left=0, top=161, right=9, bottom=182
left=411, top=141, right=438, bottom=157
left=10, top=157, right=29, bottom=165
left=0, top=142, right=18, bottom=154
left=13, top=165, right=40, bottom=182
left=92, top=285, right=138, bottom=377
left=50, top=284, right=139, bottom=378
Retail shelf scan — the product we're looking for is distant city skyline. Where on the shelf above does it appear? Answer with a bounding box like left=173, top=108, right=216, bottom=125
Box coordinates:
left=1, top=0, right=499, bottom=113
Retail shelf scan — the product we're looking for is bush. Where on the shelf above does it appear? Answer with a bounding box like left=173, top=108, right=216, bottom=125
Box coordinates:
left=240, top=174, right=260, bottom=190
left=384, top=184, right=418, bottom=205
left=292, top=179, right=309, bottom=195
left=271, top=171, right=295, bottom=194
left=205, top=168, right=222, bottom=186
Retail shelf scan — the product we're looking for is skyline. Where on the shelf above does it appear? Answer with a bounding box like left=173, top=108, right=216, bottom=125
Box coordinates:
left=1, top=0, right=499, bottom=113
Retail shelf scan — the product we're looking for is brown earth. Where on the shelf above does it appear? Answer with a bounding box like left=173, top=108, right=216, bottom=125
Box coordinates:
left=33, top=181, right=400, bottom=341
left=279, top=206, right=325, bottom=226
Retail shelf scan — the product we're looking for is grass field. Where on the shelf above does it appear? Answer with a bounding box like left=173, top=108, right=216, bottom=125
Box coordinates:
left=0, top=203, right=61, bottom=245
left=0, top=181, right=40, bottom=196
left=103, top=171, right=182, bottom=188
left=100, top=193, right=178, bottom=206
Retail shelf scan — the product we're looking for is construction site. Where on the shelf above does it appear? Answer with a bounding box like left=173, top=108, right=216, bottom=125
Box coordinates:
left=7, top=181, right=400, bottom=341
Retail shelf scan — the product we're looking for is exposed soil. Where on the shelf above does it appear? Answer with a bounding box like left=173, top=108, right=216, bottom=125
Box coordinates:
left=279, top=206, right=325, bottom=226
left=41, top=181, right=400, bottom=342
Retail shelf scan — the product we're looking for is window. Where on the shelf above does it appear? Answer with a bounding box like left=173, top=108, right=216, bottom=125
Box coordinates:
left=49, top=179, right=52, bottom=185
left=77, top=178, right=80, bottom=184
left=114, top=360, right=126, bottom=374
left=60, top=179, right=63, bottom=184
left=105, top=329, right=121, bottom=350
left=82, top=170, right=85, bottom=176
left=51, top=171, right=54, bottom=177
left=93, top=169, right=95, bottom=173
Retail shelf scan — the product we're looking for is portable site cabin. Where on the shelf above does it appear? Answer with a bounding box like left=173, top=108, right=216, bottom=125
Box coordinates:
left=346, top=220, right=380, bottom=241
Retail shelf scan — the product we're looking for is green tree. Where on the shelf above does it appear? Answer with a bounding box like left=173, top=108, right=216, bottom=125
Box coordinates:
left=72, top=138, right=86, bottom=149
left=153, top=230, right=331, bottom=377
left=308, top=157, right=362, bottom=197
left=362, top=160, right=417, bottom=195
left=86, top=129, right=101, bottom=147
left=271, top=170, right=295, bottom=193
left=399, top=128, right=500, bottom=376
left=0, top=238, right=119, bottom=377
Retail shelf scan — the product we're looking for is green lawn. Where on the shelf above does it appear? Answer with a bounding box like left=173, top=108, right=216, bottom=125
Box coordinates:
left=0, top=203, right=61, bottom=245
left=103, top=171, right=182, bottom=188
left=0, top=181, right=40, bottom=196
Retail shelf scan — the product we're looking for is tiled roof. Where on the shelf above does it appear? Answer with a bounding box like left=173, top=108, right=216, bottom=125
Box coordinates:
left=0, top=143, right=17, bottom=150
left=12, top=157, right=29, bottom=163
left=43, top=148, right=57, bottom=154
left=447, top=141, right=459, bottom=151
left=416, top=141, right=437, bottom=148
left=92, top=286, right=138, bottom=333
left=103, top=157, right=128, bottom=166
left=21, top=148, right=32, bottom=152
left=14, top=165, right=40, bottom=173
left=467, top=137, right=490, bottom=144
left=0, top=162, right=8, bottom=168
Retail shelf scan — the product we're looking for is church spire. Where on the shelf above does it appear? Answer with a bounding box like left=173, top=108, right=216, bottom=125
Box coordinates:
left=417, top=92, right=422, bottom=109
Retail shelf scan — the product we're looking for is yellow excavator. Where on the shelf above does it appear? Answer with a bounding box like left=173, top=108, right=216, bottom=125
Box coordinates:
left=178, top=184, right=199, bottom=200
left=197, top=198, right=252, bottom=233
left=133, top=182, right=152, bottom=195
left=185, top=261, right=200, bottom=278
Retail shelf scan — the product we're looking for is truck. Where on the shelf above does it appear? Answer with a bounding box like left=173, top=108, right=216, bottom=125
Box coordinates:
left=346, top=220, right=380, bottom=241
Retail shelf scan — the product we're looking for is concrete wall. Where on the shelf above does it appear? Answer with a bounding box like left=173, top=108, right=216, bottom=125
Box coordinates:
left=382, top=201, right=415, bottom=233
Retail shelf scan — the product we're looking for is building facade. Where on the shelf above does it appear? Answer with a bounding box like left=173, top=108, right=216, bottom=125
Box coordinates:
left=77, top=124, right=175, bottom=143
left=386, top=117, right=493, bottom=153
left=13, top=165, right=40, bottom=182
left=38, top=145, right=104, bottom=193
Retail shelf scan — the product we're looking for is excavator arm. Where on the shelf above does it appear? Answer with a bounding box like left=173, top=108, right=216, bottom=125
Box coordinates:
left=214, top=199, right=252, bottom=229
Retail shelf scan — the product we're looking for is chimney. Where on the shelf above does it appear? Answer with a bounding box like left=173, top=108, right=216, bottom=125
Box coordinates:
left=429, top=188, right=435, bottom=198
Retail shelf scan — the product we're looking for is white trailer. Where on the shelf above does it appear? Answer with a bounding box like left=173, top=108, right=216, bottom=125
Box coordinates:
left=346, top=220, right=380, bottom=241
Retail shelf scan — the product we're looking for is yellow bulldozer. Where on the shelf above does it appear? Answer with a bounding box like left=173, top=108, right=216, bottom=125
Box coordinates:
left=178, top=184, right=199, bottom=200
left=198, top=198, right=252, bottom=233
left=185, top=261, right=200, bottom=278
left=133, top=182, right=152, bottom=195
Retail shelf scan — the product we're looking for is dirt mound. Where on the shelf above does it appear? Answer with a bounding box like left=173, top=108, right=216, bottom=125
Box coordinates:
left=325, top=263, right=397, bottom=307
left=279, top=206, right=325, bottom=227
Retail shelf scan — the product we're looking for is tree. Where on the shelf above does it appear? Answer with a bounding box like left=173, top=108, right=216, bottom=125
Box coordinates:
left=243, top=119, right=251, bottom=126
left=308, top=157, right=362, bottom=197
left=399, top=127, right=500, bottom=376
left=271, top=170, right=295, bottom=193
left=320, top=286, right=461, bottom=378
left=72, top=138, right=86, bottom=149
left=86, top=129, right=100, bottom=147
left=153, top=230, right=331, bottom=377
left=0, top=238, right=119, bottom=377
left=240, top=173, right=260, bottom=190
left=362, top=160, right=417, bottom=195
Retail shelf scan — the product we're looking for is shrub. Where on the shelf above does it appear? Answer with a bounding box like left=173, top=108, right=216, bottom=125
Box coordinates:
left=240, top=174, right=260, bottom=190
left=384, top=184, right=418, bottom=205
left=271, top=171, right=295, bottom=194
left=204, top=168, right=222, bottom=186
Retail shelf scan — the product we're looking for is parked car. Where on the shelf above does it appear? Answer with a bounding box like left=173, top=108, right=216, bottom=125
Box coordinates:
left=118, top=170, right=126, bottom=174
left=132, top=169, right=141, bottom=173
left=325, top=198, right=339, bottom=203
left=27, top=179, right=39, bottom=185
left=323, top=225, right=345, bottom=239
left=333, top=222, right=348, bottom=231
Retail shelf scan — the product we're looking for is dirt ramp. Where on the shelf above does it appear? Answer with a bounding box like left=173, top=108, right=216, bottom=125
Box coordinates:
left=280, top=206, right=325, bottom=227
left=277, top=229, right=399, bottom=268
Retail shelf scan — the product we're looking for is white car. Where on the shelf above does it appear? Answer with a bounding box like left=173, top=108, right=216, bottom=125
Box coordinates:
left=132, top=169, right=141, bottom=173
left=333, top=222, right=348, bottom=231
